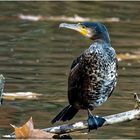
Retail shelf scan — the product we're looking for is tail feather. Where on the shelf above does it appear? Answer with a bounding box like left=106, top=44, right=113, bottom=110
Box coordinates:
left=51, top=105, right=78, bottom=124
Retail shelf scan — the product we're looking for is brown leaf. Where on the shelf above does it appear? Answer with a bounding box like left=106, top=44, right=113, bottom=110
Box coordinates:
left=11, top=117, right=34, bottom=138
left=31, top=129, right=55, bottom=139
left=11, top=117, right=55, bottom=139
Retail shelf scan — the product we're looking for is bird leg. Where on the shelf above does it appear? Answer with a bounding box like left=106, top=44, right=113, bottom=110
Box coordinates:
left=87, top=109, right=106, bottom=132
left=134, top=93, right=140, bottom=109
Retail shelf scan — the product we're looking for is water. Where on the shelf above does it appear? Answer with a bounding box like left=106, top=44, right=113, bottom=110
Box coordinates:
left=0, top=1, right=140, bottom=139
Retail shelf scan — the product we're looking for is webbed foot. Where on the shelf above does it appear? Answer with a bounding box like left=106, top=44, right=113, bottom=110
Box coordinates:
left=87, top=109, right=106, bottom=132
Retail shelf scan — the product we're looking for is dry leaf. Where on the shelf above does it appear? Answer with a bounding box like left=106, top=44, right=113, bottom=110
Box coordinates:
left=11, top=117, right=34, bottom=138
left=11, top=117, right=55, bottom=139
left=31, top=129, right=55, bottom=139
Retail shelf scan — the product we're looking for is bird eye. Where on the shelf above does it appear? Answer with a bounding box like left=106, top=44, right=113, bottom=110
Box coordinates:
left=82, top=25, right=86, bottom=29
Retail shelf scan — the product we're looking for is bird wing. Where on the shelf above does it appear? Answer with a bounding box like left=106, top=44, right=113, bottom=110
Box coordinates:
left=68, top=55, right=84, bottom=106
left=108, top=57, right=118, bottom=98
left=67, top=52, right=95, bottom=109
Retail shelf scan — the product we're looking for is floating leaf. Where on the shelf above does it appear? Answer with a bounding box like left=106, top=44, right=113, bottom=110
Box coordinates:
left=30, top=129, right=55, bottom=139
left=11, top=117, right=55, bottom=139
left=11, top=117, right=33, bottom=139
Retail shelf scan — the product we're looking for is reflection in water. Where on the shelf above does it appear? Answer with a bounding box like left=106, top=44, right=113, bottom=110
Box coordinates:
left=0, top=1, right=140, bottom=139
left=117, top=53, right=140, bottom=62
left=18, top=13, right=120, bottom=22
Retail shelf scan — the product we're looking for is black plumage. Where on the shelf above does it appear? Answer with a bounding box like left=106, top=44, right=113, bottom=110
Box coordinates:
left=51, top=22, right=117, bottom=130
left=68, top=40, right=117, bottom=109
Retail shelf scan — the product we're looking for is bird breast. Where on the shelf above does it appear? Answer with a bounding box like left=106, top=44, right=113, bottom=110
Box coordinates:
left=81, top=43, right=117, bottom=109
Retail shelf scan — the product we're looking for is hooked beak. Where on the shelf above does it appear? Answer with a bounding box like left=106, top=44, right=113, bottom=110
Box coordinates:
left=59, top=23, right=92, bottom=38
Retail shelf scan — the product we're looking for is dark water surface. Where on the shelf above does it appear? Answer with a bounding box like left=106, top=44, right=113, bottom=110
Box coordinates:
left=0, top=1, right=140, bottom=139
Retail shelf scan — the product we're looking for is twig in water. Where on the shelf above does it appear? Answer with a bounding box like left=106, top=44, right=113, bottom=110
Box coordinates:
left=2, top=94, right=140, bottom=138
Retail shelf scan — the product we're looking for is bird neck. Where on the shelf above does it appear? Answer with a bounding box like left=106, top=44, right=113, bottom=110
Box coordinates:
left=91, top=32, right=110, bottom=43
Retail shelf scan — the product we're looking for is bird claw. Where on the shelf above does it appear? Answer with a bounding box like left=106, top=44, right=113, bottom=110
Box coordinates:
left=134, top=93, right=140, bottom=109
left=87, top=115, right=98, bottom=131
left=87, top=109, right=106, bottom=132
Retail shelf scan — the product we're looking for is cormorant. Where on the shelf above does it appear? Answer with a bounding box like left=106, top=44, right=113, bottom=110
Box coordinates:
left=51, top=22, right=118, bottom=131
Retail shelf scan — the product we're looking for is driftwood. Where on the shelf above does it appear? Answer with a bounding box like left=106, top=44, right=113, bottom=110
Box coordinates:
left=0, top=74, right=5, bottom=106
left=2, top=93, right=140, bottom=138
left=1, top=74, right=140, bottom=138
left=43, top=109, right=140, bottom=134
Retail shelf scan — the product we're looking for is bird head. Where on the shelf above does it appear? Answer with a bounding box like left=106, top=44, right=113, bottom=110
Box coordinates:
left=59, top=22, right=110, bottom=43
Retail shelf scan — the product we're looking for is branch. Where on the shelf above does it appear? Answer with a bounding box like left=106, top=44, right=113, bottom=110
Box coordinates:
left=2, top=93, right=140, bottom=139
left=41, top=93, right=140, bottom=134
left=0, top=74, right=5, bottom=106
left=43, top=108, right=140, bottom=134
left=1, top=74, right=140, bottom=139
